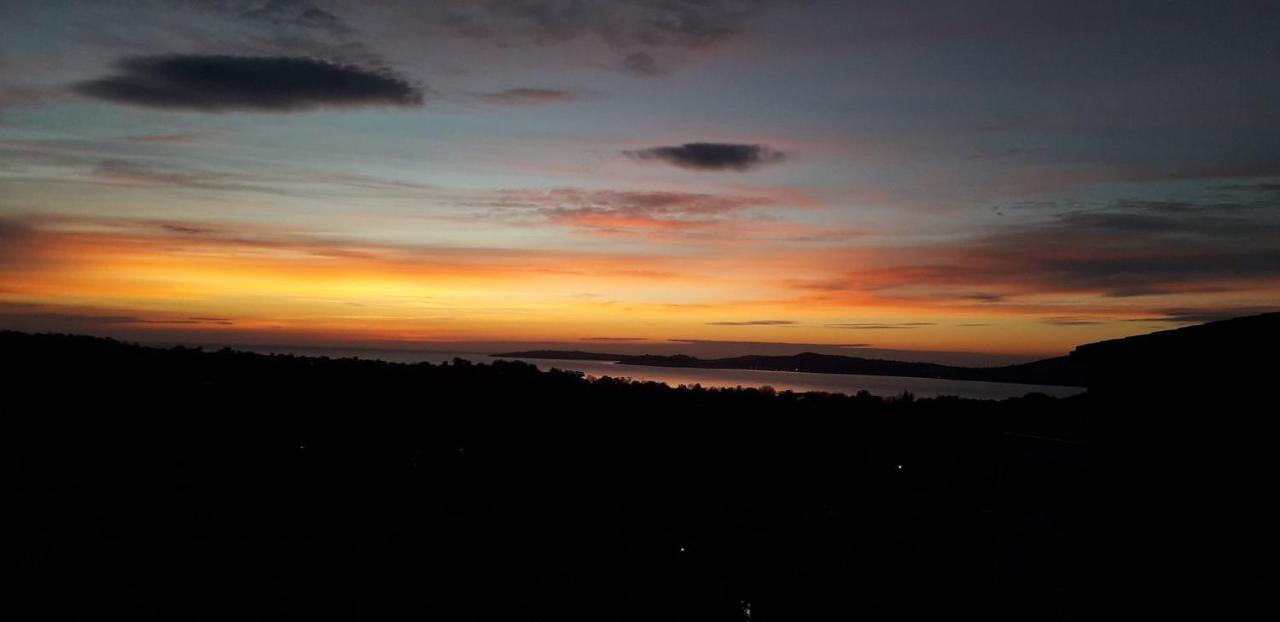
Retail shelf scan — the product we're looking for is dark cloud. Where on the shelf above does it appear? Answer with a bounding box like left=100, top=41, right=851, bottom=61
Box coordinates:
left=74, top=55, right=424, bottom=112
left=624, top=143, right=786, bottom=171
left=998, top=202, right=1280, bottom=297
left=146, top=317, right=235, bottom=325
left=0, top=218, right=38, bottom=267
left=1217, top=182, right=1280, bottom=196
left=0, top=302, right=234, bottom=332
left=621, top=52, right=664, bottom=76
left=160, top=223, right=217, bottom=235
left=2, top=312, right=142, bottom=326
left=706, top=320, right=796, bottom=326
left=1041, top=317, right=1106, bottom=326
left=1219, top=182, right=1280, bottom=191
left=668, top=338, right=872, bottom=349
left=828, top=322, right=936, bottom=329
left=0, top=217, right=31, bottom=242
left=1122, top=307, right=1280, bottom=324
left=476, top=87, right=583, bottom=106
left=829, top=198, right=1280, bottom=302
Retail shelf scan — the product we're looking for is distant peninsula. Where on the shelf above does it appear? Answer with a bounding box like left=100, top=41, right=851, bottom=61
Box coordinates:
left=492, top=350, right=1084, bottom=387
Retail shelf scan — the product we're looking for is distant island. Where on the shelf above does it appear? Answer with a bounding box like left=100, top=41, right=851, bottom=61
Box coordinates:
left=493, top=350, right=1084, bottom=387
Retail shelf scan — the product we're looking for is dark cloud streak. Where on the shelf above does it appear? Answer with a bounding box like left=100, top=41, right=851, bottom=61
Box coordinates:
left=828, top=322, right=936, bottom=330
left=1122, top=307, right=1280, bottom=324
left=827, top=198, right=1280, bottom=302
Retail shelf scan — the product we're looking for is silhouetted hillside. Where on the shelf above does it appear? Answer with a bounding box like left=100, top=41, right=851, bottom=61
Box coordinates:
left=498, top=349, right=1084, bottom=387
left=8, top=329, right=1087, bottom=621
left=1071, top=311, right=1280, bottom=400
left=1068, top=313, right=1279, bottom=616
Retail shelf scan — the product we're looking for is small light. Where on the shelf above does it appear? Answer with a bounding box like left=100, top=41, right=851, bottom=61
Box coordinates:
left=679, top=546, right=686, bottom=553
left=896, top=464, right=903, bottom=470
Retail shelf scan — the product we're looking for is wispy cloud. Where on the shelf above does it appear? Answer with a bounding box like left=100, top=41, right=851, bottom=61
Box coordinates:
left=620, top=52, right=664, bottom=76
left=124, top=131, right=218, bottom=144
left=237, top=2, right=356, bottom=37
left=464, top=187, right=780, bottom=235
left=0, top=140, right=437, bottom=198
left=475, top=87, right=586, bottom=106
left=425, top=0, right=779, bottom=75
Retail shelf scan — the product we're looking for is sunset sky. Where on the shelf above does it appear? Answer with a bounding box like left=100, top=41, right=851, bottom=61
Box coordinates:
left=2, top=1, right=1278, bottom=360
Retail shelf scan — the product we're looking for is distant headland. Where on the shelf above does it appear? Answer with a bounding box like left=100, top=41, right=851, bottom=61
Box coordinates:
left=492, top=350, right=1084, bottom=387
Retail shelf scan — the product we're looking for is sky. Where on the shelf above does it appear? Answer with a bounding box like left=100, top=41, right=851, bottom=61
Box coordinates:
left=1, top=0, right=1278, bottom=361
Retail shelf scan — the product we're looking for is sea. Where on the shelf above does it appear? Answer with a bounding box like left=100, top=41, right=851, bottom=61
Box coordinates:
left=233, top=346, right=1085, bottom=400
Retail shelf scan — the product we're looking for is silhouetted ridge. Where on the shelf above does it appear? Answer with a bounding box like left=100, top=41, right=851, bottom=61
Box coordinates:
left=1071, top=311, right=1280, bottom=400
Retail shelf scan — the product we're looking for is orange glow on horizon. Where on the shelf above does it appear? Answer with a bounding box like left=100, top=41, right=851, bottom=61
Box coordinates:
left=4, top=217, right=1265, bottom=356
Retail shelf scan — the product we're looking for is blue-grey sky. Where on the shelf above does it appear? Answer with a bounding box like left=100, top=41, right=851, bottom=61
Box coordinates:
left=2, top=0, right=1278, bottom=358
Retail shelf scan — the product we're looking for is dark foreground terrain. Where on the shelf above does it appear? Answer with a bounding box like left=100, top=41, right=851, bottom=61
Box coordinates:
left=6, top=330, right=1089, bottom=621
